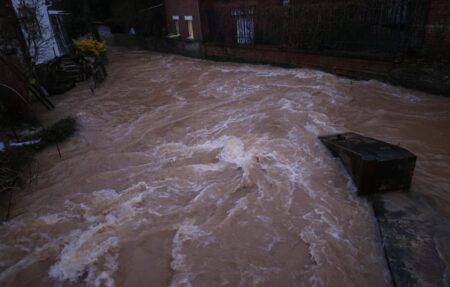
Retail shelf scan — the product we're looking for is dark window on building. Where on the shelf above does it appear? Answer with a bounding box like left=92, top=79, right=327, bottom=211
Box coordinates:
left=232, top=9, right=254, bottom=44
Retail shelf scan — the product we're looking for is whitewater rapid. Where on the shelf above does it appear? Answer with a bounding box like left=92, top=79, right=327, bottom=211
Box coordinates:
left=1, top=48, right=449, bottom=287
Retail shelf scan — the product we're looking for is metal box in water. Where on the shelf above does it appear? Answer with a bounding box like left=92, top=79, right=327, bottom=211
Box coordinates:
left=319, top=133, right=416, bottom=195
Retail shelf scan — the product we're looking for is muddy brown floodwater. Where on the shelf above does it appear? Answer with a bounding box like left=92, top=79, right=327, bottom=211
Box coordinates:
left=1, top=48, right=450, bottom=287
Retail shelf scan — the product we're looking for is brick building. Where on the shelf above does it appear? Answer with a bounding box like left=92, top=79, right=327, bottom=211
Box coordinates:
left=164, top=0, right=203, bottom=40
left=163, top=0, right=449, bottom=54
left=199, top=0, right=283, bottom=42
left=151, top=0, right=450, bottom=95
left=164, top=0, right=288, bottom=41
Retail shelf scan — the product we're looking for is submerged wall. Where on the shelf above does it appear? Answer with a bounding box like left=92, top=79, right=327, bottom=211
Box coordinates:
left=131, top=36, right=449, bottom=96
left=138, top=36, right=205, bottom=59
left=203, top=44, right=396, bottom=80
left=203, top=44, right=450, bottom=96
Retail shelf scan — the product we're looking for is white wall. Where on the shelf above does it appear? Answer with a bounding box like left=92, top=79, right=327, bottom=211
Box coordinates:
left=11, top=0, right=62, bottom=64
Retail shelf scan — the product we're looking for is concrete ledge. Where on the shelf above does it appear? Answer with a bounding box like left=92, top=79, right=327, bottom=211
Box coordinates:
left=389, top=61, right=450, bottom=96
left=319, top=133, right=450, bottom=286
left=372, top=193, right=450, bottom=287
left=319, top=133, right=416, bottom=195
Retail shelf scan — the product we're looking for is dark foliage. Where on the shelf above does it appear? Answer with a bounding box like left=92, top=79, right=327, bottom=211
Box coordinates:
left=41, top=117, right=77, bottom=145
left=0, top=116, right=77, bottom=219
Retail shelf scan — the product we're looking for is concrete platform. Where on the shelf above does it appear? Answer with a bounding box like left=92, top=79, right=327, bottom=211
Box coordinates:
left=372, top=194, right=450, bottom=287
left=319, top=133, right=416, bottom=195
left=319, top=133, right=449, bottom=287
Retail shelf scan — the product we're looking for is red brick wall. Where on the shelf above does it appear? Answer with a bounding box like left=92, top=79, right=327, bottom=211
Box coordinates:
left=165, top=0, right=203, bottom=40
left=424, top=0, right=450, bottom=52
left=198, top=0, right=450, bottom=53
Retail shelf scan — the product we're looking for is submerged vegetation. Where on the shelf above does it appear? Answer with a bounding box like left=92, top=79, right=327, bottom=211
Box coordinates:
left=24, top=117, right=77, bottom=151
left=0, top=117, right=77, bottom=220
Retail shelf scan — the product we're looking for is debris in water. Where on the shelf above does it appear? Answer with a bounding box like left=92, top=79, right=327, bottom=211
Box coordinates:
left=11, top=117, right=77, bottom=151
left=0, top=117, right=77, bottom=219
left=10, top=139, right=41, bottom=147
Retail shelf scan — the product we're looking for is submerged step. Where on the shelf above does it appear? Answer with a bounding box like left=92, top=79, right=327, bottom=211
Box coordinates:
left=319, top=133, right=416, bottom=195
left=320, top=133, right=449, bottom=286
left=373, top=194, right=450, bottom=287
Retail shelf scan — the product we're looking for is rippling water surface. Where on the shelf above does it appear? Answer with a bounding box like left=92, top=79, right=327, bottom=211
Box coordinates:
left=1, top=49, right=449, bottom=287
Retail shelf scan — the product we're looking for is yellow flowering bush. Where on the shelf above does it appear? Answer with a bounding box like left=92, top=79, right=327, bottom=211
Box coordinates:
left=73, top=39, right=107, bottom=60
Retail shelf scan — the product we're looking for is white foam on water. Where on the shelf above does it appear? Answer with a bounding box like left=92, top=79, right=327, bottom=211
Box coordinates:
left=170, top=222, right=215, bottom=287
left=239, top=264, right=282, bottom=286
left=155, top=136, right=273, bottom=180
left=224, top=197, right=249, bottom=222
left=216, top=137, right=253, bottom=174
left=41, top=183, right=154, bottom=286
left=49, top=229, right=119, bottom=285
left=279, top=98, right=299, bottom=113
left=263, top=230, right=281, bottom=252
left=4, top=50, right=443, bottom=287
left=191, top=162, right=227, bottom=172
left=38, top=214, right=66, bottom=225
left=0, top=235, right=66, bottom=282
